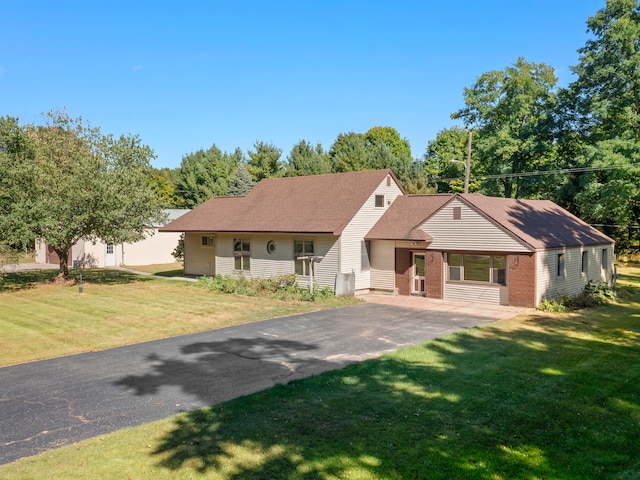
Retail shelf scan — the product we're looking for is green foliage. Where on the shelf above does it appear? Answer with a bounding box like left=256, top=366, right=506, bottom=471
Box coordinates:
left=247, top=141, right=283, bottom=181
left=568, top=0, right=640, bottom=142
left=147, top=167, right=183, bottom=208
left=536, top=298, right=571, bottom=313
left=553, top=1, right=640, bottom=247
left=227, top=164, right=256, bottom=196
left=197, top=273, right=334, bottom=301
left=537, top=281, right=617, bottom=312
left=171, top=233, right=184, bottom=264
left=364, top=126, right=412, bottom=160
left=176, top=145, right=243, bottom=207
left=0, top=110, right=166, bottom=279
left=328, top=132, right=370, bottom=172
left=422, top=126, right=480, bottom=193
left=0, top=244, right=19, bottom=284
left=452, top=57, right=559, bottom=199
left=285, top=140, right=331, bottom=177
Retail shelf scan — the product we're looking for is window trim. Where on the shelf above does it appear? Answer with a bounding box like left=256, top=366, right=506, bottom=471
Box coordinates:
left=447, top=252, right=507, bottom=285
left=294, top=239, right=316, bottom=277
left=557, top=252, right=565, bottom=278
left=233, top=237, right=251, bottom=272
left=201, top=236, right=215, bottom=247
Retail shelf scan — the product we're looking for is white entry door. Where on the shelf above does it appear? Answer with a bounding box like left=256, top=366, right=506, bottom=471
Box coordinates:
left=412, top=253, right=425, bottom=294
left=105, top=243, right=116, bottom=267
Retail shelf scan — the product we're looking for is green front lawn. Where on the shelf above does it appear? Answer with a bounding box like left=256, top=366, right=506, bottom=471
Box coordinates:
left=0, top=268, right=358, bottom=367
left=2, top=268, right=639, bottom=479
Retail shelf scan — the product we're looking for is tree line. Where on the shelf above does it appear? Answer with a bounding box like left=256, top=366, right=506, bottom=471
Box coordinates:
left=1, top=0, right=638, bottom=280
left=153, top=1, right=640, bottom=248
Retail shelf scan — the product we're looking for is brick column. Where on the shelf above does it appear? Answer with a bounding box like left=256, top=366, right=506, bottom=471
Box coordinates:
left=425, top=251, right=443, bottom=299
left=508, top=253, right=537, bottom=307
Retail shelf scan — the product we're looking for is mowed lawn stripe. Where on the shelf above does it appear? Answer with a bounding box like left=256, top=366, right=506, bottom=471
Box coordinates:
left=0, top=270, right=357, bottom=367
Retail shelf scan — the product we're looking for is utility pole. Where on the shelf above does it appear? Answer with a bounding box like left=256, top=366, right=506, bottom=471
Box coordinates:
left=464, top=129, right=472, bottom=194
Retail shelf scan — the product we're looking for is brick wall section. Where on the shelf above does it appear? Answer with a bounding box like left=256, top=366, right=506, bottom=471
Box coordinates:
left=508, top=253, right=537, bottom=308
left=395, top=248, right=412, bottom=295
left=425, top=250, right=443, bottom=299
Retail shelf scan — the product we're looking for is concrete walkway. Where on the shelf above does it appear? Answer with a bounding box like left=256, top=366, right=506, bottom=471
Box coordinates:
left=361, top=293, right=532, bottom=319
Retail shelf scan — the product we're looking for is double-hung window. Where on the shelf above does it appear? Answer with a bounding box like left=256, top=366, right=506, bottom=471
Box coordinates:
left=448, top=253, right=506, bottom=285
left=233, top=238, right=250, bottom=271
left=294, top=240, right=315, bottom=276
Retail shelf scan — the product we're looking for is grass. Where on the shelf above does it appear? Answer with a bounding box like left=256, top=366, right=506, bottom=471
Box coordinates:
left=0, top=268, right=358, bottom=367
left=1, top=266, right=639, bottom=479
left=122, top=262, right=186, bottom=277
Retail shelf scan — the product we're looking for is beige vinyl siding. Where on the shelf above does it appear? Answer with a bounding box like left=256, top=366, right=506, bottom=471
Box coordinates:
left=250, top=235, right=295, bottom=279
left=422, top=198, right=532, bottom=252
left=313, top=236, right=340, bottom=289
left=444, top=282, right=502, bottom=304
left=285, top=235, right=339, bottom=289
left=370, top=240, right=396, bottom=291
left=214, top=234, right=340, bottom=289
left=535, top=244, right=613, bottom=304
left=340, top=175, right=404, bottom=291
left=184, top=232, right=215, bottom=276
left=215, top=234, right=241, bottom=276
left=599, top=244, right=615, bottom=284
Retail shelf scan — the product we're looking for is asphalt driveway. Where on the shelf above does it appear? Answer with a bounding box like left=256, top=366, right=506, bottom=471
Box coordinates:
left=0, top=303, right=500, bottom=465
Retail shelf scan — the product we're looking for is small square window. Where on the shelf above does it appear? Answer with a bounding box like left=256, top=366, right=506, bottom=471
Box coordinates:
left=202, top=236, right=214, bottom=246
left=375, top=195, right=385, bottom=208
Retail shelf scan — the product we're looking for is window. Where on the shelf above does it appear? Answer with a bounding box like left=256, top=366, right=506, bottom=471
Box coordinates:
left=375, top=195, right=385, bottom=208
left=233, top=238, right=250, bottom=271
left=361, top=240, right=371, bottom=271
left=106, top=243, right=114, bottom=254
left=582, top=251, right=588, bottom=275
left=557, top=253, right=565, bottom=277
left=453, top=206, right=462, bottom=220
left=602, top=248, right=608, bottom=269
left=202, top=236, right=214, bottom=246
left=294, top=240, right=315, bottom=276
left=448, top=253, right=506, bottom=285
left=448, top=253, right=461, bottom=281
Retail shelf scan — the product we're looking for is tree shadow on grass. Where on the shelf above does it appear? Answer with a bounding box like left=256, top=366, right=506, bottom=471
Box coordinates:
left=148, top=306, right=640, bottom=479
left=0, top=268, right=154, bottom=291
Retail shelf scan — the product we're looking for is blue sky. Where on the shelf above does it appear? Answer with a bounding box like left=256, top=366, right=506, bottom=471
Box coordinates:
left=1, top=1, right=605, bottom=169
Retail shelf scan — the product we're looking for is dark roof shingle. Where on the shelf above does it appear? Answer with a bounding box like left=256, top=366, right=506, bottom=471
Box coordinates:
left=460, top=194, right=614, bottom=249
left=161, top=169, right=401, bottom=235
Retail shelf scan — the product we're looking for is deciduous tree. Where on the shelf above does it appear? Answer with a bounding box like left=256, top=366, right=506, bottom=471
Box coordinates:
left=452, top=57, right=559, bottom=198
left=0, top=110, right=166, bottom=279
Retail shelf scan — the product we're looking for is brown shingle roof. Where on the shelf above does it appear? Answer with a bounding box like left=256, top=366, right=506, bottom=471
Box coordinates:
left=460, top=194, right=614, bottom=249
left=160, top=169, right=402, bottom=235
left=366, top=193, right=613, bottom=249
left=365, top=194, right=453, bottom=241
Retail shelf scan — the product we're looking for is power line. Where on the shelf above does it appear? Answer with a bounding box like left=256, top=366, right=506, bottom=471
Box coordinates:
left=428, top=162, right=640, bottom=183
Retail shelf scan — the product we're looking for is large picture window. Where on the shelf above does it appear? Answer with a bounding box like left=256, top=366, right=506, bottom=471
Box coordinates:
left=294, top=240, right=315, bottom=276
left=447, top=253, right=506, bottom=285
left=233, top=238, right=250, bottom=271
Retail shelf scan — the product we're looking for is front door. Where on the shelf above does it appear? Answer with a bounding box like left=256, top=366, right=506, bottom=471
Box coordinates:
left=105, top=243, right=115, bottom=267
left=412, top=252, right=425, bottom=294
